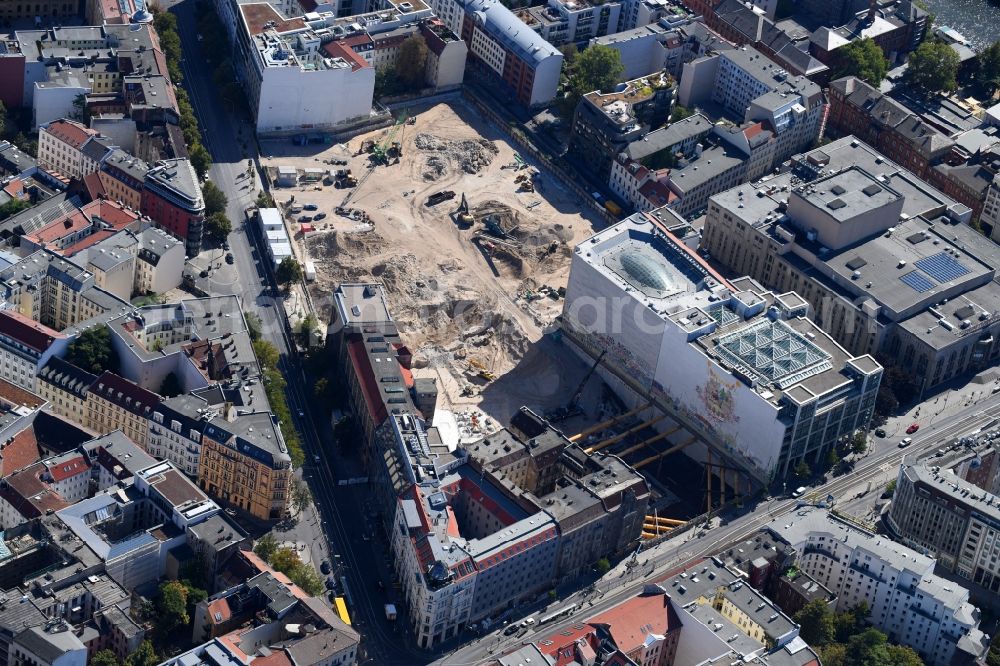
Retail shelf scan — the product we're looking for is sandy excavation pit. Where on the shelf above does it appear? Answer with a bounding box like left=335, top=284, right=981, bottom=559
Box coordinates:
left=286, top=101, right=603, bottom=414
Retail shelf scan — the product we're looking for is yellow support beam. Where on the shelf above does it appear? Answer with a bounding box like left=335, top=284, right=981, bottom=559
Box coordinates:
left=634, top=435, right=697, bottom=469
left=585, top=414, right=667, bottom=454
left=645, top=516, right=685, bottom=526
left=568, top=402, right=651, bottom=442
left=641, top=531, right=657, bottom=539
left=614, top=425, right=680, bottom=459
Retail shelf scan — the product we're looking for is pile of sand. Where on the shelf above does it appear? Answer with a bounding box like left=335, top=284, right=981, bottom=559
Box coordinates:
left=415, top=133, right=499, bottom=175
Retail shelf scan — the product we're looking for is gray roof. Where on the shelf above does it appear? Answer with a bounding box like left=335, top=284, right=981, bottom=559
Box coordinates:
left=460, top=0, right=560, bottom=65
left=668, top=143, right=746, bottom=195
left=14, top=625, right=83, bottom=662
left=627, top=113, right=712, bottom=161
left=721, top=47, right=823, bottom=107
left=284, top=627, right=359, bottom=665
left=0, top=141, right=38, bottom=176
left=144, top=159, right=203, bottom=213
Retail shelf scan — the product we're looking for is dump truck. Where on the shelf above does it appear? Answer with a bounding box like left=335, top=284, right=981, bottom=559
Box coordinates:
left=426, top=190, right=456, bottom=207
left=605, top=200, right=622, bottom=217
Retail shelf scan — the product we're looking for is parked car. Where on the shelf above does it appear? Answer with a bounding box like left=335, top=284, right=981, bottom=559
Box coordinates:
left=503, top=624, right=519, bottom=636
left=874, top=428, right=886, bottom=438
left=906, top=423, right=920, bottom=434
left=225, top=253, right=234, bottom=264
left=791, top=486, right=806, bottom=498
left=314, top=212, right=327, bottom=220
left=899, top=437, right=913, bottom=448
left=303, top=203, right=318, bottom=211
left=298, top=215, right=313, bottom=223
left=320, top=561, right=331, bottom=575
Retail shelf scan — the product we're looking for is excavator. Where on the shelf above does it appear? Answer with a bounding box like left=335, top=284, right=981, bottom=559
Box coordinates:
left=455, top=193, right=474, bottom=226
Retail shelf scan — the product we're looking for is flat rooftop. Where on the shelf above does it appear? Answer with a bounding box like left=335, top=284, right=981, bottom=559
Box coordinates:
left=791, top=168, right=901, bottom=223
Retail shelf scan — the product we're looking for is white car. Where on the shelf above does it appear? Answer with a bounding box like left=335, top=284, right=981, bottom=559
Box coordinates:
left=898, top=437, right=913, bottom=448
left=791, top=486, right=806, bottom=498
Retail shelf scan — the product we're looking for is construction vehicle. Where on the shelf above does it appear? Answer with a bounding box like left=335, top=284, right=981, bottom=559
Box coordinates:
left=426, top=190, right=456, bottom=207
left=518, top=180, right=535, bottom=192
left=370, top=113, right=408, bottom=165
left=514, top=173, right=527, bottom=183
left=455, top=193, right=474, bottom=226
left=332, top=169, right=357, bottom=188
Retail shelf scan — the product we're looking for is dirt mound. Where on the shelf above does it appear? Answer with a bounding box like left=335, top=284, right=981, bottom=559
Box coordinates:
left=306, top=229, right=384, bottom=259
left=414, top=133, right=499, bottom=174
left=422, top=155, right=448, bottom=181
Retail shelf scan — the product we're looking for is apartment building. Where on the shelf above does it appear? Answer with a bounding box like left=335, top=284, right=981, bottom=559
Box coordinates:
left=140, top=159, right=205, bottom=256
left=232, top=3, right=376, bottom=136
left=889, top=459, right=1000, bottom=592
left=517, top=0, right=623, bottom=47
left=679, top=46, right=826, bottom=165
left=20, top=198, right=142, bottom=255
left=99, top=149, right=148, bottom=210
left=0, top=311, right=67, bottom=392
left=37, top=120, right=115, bottom=181
left=392, top=408, right=648, bottom=649
left=769, top=506, right=988, bottom=666
left=699, top=136, right=993, bottom=395
left=0, top=250, right=131, bottom=334
left=425, top=0, right=562, bottom=106
left=562, top=215, right=881, bottom=481
left=85, top=370, right=161, bottom=449
left=568, top=72, right=676, bottom=181
left=198, top=412, right=292, bottom=521
left=827, top=77, right=954, bottom=179
left=38, top=358, right=96, bottom=428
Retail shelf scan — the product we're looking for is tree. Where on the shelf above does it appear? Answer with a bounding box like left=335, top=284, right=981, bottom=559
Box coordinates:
left=159, top=372, right=182, bottom=398
left=125, top=641, right=158, bottom=666
left=276, top=257, right=303, bottom=286
left=977, top=41, right=1000, bottom=97
left=314, top=377, right=330, bottom=400
left=253, top=339, right=280, bottom=370
left=375, top=66, right=402, bottom=99
left=818, top=643, right=847, bottom=666
left=270, top=547, right=302, bottom=573
left=91, top=650, right=120, bottom=666
left=794, top=460, right=811, bottom=481
left=885, top=645, right=925, bottom=666
left=256, top=191, right=274, bottom=208
left=291, top=479, right=312, bottom=512
left=205, top=211, right=232, bottom=243
left=297, top=313, right=318, bottom=347
left=72, top=94, right=91, bottom=124
left=157, top=581, right=190, bottom=633
left=794, top=599, right=836, bottom=646
left=0, top=199, right=30, bottom=222
left=825, top=447, right=840, bottom=470
left=833, top=38, right=889, bottom=86
left=190, top=144, right=212, bottom=180
left=244, top=311, right=263, bottom=341
left=254, top=533, right=278, bottom=562
left=397, top=35, right=429, bottom=90
left=851, top=432, right=868, bottom=456
left=570, top=45, right=624, bottom=97
left=908, top=39, right=960, bottom=92
left=885, top=479, right=897, bottom=496
left=874, top=384, right=899, bottom=420
left=559, top=43, right=578, bottom=68
left=202, top=180, right=228, bottom=216
left=289, top=564, right=325, bottom=596
left=834, top=602, right=869, bottom=642
left=595, top=557, right=611, bottom=574
left=670, top=104, right=694, bottom=124
left=65, top=326, right=120, bottom=375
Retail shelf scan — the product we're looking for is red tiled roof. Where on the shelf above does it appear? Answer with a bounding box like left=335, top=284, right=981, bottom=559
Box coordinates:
left=206, top=598, right=232, bottom=625
left=1, top=427, right=40, bottom=475
left=82, top=199, right=141, bottom=230
left=61, top=230, right=115, bottom=257
left=323, top=40, right=372, bottom=72
left=743, top=121, right=766, bottom=139
left=47, top=455, right=91, bottom=482
left=346, top=338, right=387, bottom=425
left=1, top=462, right=68, bottom=518
left=341, top=33, right=373, bottom=49
left=3, top=179, right=26, bottom=200
left=0, top=311, right=64, bottom=353
left=24, top=210, right=90, bottom=246
left=590, top=593, right=681, bottom=654
left=0, top=378, right=43, bottom=410
left=82, top=172, right=107, bottom=200
left=44, top=119, right=97, bottom=150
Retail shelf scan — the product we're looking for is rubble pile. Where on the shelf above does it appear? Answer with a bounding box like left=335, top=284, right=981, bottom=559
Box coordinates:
left=415, top=133, right=499, bottom=174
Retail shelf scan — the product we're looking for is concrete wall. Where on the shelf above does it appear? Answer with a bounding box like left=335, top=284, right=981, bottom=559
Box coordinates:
left=34, top=84, right=89, bottom=130
left=255, top=65, right=375, bottom=135
left=530, top=53, right=563, bottom=107
left=677, top=55, right=718, bottom=109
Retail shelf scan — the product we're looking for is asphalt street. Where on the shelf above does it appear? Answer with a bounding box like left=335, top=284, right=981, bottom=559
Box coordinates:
left=171, top=4, right=423, bottom=662
left=436, top=394, right=1000, bottom=665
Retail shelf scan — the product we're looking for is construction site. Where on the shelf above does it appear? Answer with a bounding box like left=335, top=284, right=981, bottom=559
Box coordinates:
left=258, top=102, right=733, bottom=533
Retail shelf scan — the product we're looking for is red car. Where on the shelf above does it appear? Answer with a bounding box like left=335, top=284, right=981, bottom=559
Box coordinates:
left=906, top=423, right=920, bottom=434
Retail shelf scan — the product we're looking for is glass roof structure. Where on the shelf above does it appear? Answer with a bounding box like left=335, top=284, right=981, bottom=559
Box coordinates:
left=715, top=319, right=832, bottom=389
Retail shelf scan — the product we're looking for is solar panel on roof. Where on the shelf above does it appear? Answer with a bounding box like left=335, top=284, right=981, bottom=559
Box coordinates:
left=915, top=252, right=970, bottom=283
left=900, top=271, right=935, bottom=293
